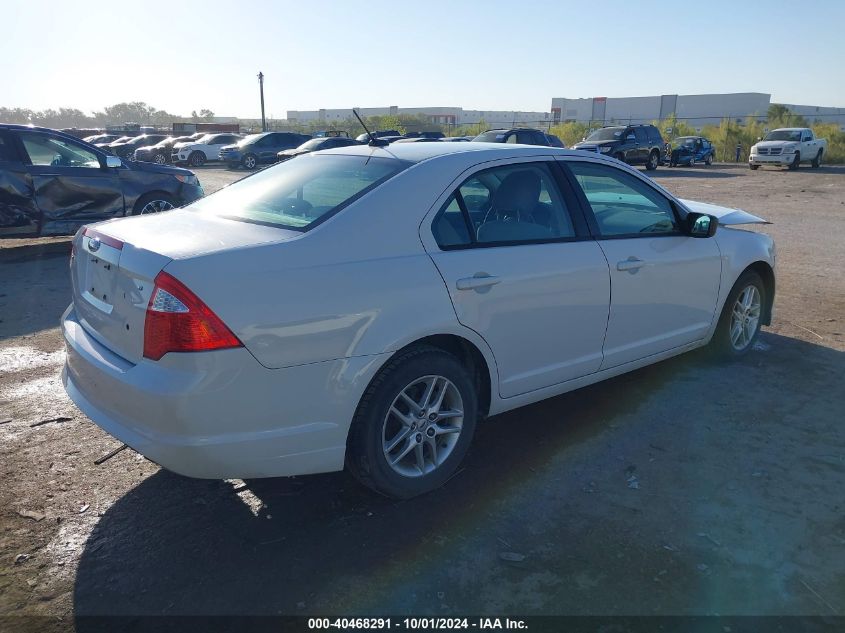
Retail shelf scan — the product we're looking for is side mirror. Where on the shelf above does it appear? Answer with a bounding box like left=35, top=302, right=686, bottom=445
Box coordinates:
left=687, top=212, right=718, bottom=238
left=105, top=155, right=122, bottom=168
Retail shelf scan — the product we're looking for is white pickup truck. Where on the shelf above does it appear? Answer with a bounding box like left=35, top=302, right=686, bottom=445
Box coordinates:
left=749, top=127, right=827, bottom=170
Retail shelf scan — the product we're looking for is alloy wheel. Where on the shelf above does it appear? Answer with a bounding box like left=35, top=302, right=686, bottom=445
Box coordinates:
left=244, top=155, right=257, bottom=169
left=154, top=154, right=167, bottom=165
left=382, top=375, right=464, bottom=477
left=139, top=199, right=175, bottom=215
left=729, top=285, right=761, bottom=351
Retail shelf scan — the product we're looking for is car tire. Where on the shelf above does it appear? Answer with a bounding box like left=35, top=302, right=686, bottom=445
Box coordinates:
left=690, top=155, right=696, bottom=167
left=153, top=153, right=167, bottom=165
left=346, top=345, right=478, bottom=499
left=705, top=153, right=713, bottom=166
left=750, top=164, right=760, bottom=170
left=811, top=150, right=823, bottom=168
left=711, top=270, right=766, bottom=359
left=614, top=152, right=625, bottom=163
left=131, top=192, right=178, bottom=216
left=645, top=150, right=659, bottom=170
left=242, top=153, right=258, bottom=170
left=788, top=152, right=800, bottom=170
left=189, top=151, right=206, bottom=167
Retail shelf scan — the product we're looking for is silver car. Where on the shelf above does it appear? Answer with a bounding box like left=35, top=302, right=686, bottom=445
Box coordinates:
left=63, top=142, right=776, bottom=498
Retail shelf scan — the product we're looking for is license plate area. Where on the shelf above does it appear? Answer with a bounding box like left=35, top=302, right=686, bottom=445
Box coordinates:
left=82, top=255, right=116, bottom=314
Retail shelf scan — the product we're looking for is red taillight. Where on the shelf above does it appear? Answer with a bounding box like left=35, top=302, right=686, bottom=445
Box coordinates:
left=143, top=271, right=242, bottom=361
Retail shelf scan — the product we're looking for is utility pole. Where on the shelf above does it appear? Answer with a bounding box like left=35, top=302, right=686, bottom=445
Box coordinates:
left=258, top=71, right=266, bottom=132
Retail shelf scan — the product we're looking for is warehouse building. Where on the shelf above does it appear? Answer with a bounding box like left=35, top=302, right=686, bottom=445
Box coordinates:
left=286, top=106, right=551, bottom=128
left=550, top=93, right=772, bottom=126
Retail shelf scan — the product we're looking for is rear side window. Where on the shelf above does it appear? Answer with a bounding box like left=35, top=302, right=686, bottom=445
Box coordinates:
left=647, top=126, right=663, bottom=144
left=191, top=154, right=408, bottom=230
left=0, top=132, right=18, bottom=162
left=432, top=162, right=576, bottom=248
left=634, top=128, right=648, bottom=143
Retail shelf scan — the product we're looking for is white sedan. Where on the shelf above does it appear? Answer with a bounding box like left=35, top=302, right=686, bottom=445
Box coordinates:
left=62, top=143, right=776, bottom=498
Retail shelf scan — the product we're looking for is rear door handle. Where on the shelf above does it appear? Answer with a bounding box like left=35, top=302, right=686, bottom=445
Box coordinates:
left=617, top=257, right=645, bottom=272
left=456, top=275, right=501, bottom=291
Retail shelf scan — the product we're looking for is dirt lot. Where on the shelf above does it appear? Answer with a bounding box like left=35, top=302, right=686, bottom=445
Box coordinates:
left=1, top=164, right=844, bottom=625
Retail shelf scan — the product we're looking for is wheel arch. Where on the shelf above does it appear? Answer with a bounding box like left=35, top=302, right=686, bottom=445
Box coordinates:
left=744, top=261, right=775, bottom=325
left=368, top=333, right=494, bottom=421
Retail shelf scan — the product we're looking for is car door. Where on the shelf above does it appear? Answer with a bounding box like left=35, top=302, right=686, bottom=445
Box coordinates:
left=422, top=159, right=611, bottom=398
left=633, top=127, right=649, bottom=163
left=17, top=130, right=124, bottom=235
left=0, top=130, right=41, bottom=235
left=563, top=159, right=722, bottom=369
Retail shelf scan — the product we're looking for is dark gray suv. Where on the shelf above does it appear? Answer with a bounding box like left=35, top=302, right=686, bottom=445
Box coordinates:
left=572, top=124, right=664, bottom=170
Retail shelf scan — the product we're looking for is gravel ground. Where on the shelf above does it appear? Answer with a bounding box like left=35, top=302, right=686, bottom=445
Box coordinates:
left=1, top=163, right=843, bottom=625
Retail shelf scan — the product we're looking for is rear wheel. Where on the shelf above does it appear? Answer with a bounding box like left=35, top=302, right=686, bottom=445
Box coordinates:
left=788, top=152, right=800, bottom=170
left=347, top=346, right=478, bottom=499
left=645, top=150, right=659, bottom=170
left=242, top=153, right=258, bottom=170
left=189, top=151, right=206, bottom=167
left=711, top=270, right=765, bottom=358
left=812, top=150, right=823, bottom=168
left=132, top=193, right=177, bottom=215
left=705, top=153, right=713, bottom=166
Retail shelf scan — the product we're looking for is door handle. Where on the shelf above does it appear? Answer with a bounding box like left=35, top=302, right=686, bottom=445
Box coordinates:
left=456, top=274, right=501, bottom=291
left=617, top=257, right=645, bottom=272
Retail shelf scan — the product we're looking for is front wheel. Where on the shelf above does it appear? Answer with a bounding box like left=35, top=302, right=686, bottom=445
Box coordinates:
left=132, top=193, right=177, bottom=216
left=242, top=153, right=258, bottom=170
left=347, top=346, right=478, bottom=499
left=189, top=151, right=206, bottom=167
left=153, top=152, right=168, bottom=165
left=812, top=150, right=823, bottom=168
left=788, top=152, right=800, bottom=170
left=645, top=150, right=659, bottom=170
left=711, top=270, right=766, bottom=358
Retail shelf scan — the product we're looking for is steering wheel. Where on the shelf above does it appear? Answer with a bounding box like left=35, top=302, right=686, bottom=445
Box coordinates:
left=50, top=153, right=66, bottom=167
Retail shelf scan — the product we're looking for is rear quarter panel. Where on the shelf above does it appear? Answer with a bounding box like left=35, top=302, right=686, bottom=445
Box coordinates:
left=162, top=155, right=497, bottom=371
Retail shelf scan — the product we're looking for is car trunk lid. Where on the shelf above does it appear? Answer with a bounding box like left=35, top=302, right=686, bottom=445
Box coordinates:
left=70, top=211, right=300, bottom=363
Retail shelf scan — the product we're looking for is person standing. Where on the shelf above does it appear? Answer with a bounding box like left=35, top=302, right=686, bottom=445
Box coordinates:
left=735, top=142, right=742, bottom=163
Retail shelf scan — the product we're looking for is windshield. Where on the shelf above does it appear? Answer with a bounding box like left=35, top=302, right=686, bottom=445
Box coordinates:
left=194, top=134, right=214, bottom=144
left=764, top=130, right=802, bottom=141
left=473, top=131, right=511, bottom=142
left=238, top=134, right=264, bottom=146
left=297, top=138, right=328, bottom=151
left=190, top=154, right=409, bottom=230
left=585, top=127, right=625, bottom=141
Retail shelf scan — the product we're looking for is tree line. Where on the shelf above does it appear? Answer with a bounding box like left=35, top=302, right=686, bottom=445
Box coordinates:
left=0, top=102, right=216, bottom=128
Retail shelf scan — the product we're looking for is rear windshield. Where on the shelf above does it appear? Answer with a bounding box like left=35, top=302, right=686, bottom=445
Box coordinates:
left=190, top=154, right=409, bottom=230
left=473, top=131, right=509, bottom=142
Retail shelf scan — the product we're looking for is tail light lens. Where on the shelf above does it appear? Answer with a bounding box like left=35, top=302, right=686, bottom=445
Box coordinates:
left=143, top=271, right=242, bottom=360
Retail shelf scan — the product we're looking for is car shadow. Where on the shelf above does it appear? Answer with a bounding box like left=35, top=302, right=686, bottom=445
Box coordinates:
left=72, top=332, right=845, bottom=620
left=649, top=168, right=741, bottom=179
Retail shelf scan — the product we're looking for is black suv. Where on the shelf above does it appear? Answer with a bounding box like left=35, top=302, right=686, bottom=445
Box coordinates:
left=0, top=124, right=203, bottom=236
left=573, top=124, right=664, bottom=170
left=472, top=128, right=561, bottom=147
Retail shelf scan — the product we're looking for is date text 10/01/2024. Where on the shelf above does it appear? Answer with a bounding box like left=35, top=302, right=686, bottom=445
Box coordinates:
left=308, top=618, right=528, bottom=630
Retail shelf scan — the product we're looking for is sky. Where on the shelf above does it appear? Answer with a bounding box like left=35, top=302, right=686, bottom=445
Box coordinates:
left=2, top=0, right=844, bottom=119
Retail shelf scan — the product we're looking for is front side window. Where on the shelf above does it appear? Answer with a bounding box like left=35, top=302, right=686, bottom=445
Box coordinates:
left=190, top=154, right=408, bottom=230
left=0, top=132, right=18, bottom=162
left=431, top=162, right=576, bottom=248
left=568, top=161, right=679, bottom=237
left=20, top=133, right=101, bottom=168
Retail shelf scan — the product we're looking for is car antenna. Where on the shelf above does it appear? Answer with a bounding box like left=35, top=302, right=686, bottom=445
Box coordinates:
left=353, top=109, right=388, bottom=147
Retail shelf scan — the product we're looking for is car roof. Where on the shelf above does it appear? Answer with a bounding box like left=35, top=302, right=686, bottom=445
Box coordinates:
left=319, top=140, right=591, bottom=164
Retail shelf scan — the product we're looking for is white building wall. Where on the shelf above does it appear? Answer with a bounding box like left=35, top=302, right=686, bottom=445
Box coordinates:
left=603, top=96, right=662, bottom=124
left=675, top=93, right=770, bottom=125
left=779, top=103, right=845, bottom=125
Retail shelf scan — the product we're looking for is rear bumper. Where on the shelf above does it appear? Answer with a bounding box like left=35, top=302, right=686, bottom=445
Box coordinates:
left=61, top=305, right=386, bottom=478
